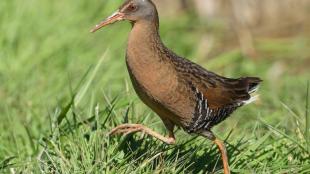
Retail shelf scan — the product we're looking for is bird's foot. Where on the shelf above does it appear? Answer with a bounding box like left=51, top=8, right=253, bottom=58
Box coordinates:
left=108, top=124, right=143, bottom=136
left=108, top=124, right=176, bottom=145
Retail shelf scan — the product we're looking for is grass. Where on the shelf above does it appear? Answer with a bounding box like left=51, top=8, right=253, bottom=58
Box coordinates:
left=1, top=0, right=310, bottom=173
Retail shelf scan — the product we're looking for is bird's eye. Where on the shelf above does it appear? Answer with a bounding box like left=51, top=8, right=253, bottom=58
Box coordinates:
left=128, top=4, right=138, bottom=11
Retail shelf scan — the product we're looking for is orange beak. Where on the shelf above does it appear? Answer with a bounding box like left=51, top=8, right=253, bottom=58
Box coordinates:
left=90, top=11, right=125, bottom=33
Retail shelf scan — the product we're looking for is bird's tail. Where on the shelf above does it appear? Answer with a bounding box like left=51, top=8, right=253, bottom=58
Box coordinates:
left=242, top=77, right=262, bottom=105
left=246, top=77, right=262, bottom=94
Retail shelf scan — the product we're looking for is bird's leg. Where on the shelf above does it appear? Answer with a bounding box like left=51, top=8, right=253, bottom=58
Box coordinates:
left=200, top=131, right=230, bottom=174
left=214, top=138, right=230, bottom=174
left=108, top=124, right=175, bottom=144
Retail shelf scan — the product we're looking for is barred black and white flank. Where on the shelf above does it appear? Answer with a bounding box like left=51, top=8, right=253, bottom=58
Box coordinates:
left=187, top=77, right=261, bottom=134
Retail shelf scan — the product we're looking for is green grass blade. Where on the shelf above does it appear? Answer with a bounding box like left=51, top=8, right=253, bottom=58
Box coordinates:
left=0, top=156, right=16, bottom=170
left=57, top=96, right=75, bottom=125
left=261, top=120, right=309, bottom=154
left=305, top=81, right=309, bottom=150
left=74, top=50, right=108, bottom=106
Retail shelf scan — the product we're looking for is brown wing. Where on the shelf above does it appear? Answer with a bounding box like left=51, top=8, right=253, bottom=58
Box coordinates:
left=173, top=57, right=261, bottom=108
left=201, top=76, right=261, bottom=109
left=176, top=61, right=261, bottom=132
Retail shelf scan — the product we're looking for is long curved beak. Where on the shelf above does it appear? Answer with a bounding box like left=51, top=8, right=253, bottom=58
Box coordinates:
left=90, top=11, right=125, bottom=33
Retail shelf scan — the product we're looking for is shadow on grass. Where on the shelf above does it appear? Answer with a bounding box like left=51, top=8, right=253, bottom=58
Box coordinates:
left=114, top=133, right=243, bottom=173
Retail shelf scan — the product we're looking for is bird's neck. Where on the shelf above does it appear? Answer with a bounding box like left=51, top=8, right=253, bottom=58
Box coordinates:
left=127, top=20, right=166, bottom=64
left=125, top=20, right=178, bottom=105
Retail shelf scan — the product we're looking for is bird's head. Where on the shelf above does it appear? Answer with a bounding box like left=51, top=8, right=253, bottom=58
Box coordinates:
left=90, top=0, right=158, bottom=33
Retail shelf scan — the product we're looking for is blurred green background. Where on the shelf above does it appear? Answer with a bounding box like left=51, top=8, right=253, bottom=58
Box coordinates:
left=0, top=0, right=309, bottom=173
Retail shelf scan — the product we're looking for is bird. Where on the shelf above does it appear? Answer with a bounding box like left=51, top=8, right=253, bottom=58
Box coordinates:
left=90, top=0, right=262, bottom=173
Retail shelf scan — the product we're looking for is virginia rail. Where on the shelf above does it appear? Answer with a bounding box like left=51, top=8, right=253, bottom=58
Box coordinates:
left=91, top=0, right=261, bottom=173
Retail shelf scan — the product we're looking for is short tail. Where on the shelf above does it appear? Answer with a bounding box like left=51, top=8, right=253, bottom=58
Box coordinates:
left=242, top=77, right=262, bottom=105
left=243, top=77, right=262, bottom=94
